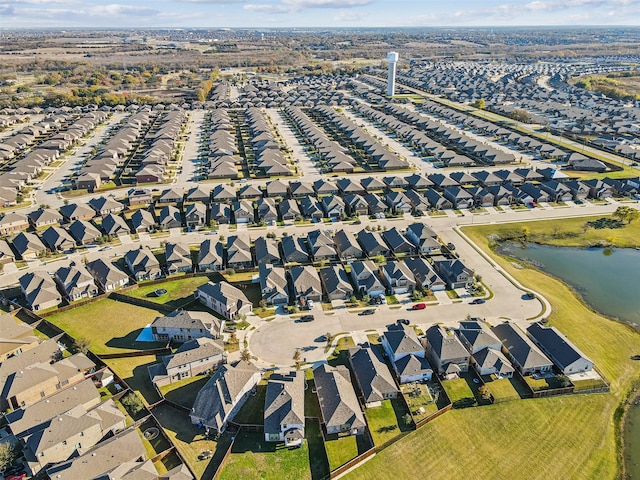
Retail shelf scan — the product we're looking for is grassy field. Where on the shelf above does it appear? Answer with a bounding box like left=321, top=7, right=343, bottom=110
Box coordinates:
left=343, top=222, right=640, bottom=480
left=153, top=403, right=232, bottom=480
left=46, top=298, right=166, bottom=354
left=126, top=276, right=211, bottom=308
left=365, top=399, right=412, bottom=446
left=106, top=355, right=162, bottom=405
left=159, top=375, right=209, bottom=410
left=475, top=214, right=640, bottom=249
left=218, top=431, right=312, bottom=480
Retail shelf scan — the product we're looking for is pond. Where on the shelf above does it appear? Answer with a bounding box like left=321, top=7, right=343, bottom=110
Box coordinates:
left=495, top=242, right=640, bottom=326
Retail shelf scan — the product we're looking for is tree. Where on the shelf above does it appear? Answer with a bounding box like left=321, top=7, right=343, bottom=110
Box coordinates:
left=121, top=393, right=144, bottom=416
left=478, top=385, right=492, bottom=401
left=240, top=347, right=252, bottom=362
left=293, top=348, right=302, bottom=369
left=0, top=443, right=17, bottom=472
left=521, top=226, right=530, bottom=241
left=472, top=99, right=486, bottom=109
left=614, top=205, right=640, bottom=224
left=402, top=413, right=413, bottom=426
left=74, top=337, right=91, bottom=354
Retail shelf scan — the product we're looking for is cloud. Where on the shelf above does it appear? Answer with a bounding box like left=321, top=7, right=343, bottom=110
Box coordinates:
left=243, top=3, right=291, bottom=13
left=172, top=0, right=247, bottom=4
left=85, top=4, right=159, bottom=15
left=333, top=9, right=367, bottom=21
left=282, top=0, right=373, bottom=7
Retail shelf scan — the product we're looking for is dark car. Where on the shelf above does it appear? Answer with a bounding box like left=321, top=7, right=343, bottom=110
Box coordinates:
left=397, top=318, right=410, bottom=325
left=470, top=298, right=485, bottom=304
left=360, top=309, right=376, bottom=316
left=299, top=315, right=315, bottom=322
left=154, top=288, right=168, bottom=297
left=524, top=292, right=536, bottom=300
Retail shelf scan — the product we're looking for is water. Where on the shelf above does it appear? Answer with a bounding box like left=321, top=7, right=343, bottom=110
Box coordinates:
left=495, top=243, right=640, bottom=326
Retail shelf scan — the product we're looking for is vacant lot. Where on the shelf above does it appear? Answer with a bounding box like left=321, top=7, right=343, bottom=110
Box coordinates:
left=46, top=298, right=166, bottom=354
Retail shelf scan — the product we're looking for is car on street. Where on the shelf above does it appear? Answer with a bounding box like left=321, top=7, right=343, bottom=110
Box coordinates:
left=412, top=303, right=426, bottom=310
left=524, top=292, right=536, bottom=300
left=360, top=309, right=376, bottom=316
left=299, top=315, right=315, bottom=322
left=397, top=318, right=410, bottom=325
left=470, top=298, right=485, bottom=304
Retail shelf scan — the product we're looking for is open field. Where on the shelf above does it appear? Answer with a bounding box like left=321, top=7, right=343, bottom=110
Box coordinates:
left=218, top=431, right=312, bottom=480
left=126, top=276, right=211, bottom=308
left=343, top=222, right=640, bottom=480
left=474, top=214, right=640, bottom=248
left=46, top=298, right=166, bottom=354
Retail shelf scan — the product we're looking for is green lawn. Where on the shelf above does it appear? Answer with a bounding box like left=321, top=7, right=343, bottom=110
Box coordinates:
left=341, top=223, right=640, bottom=480
left=324, top=435, right=358, bottom=471
left=106, top=355, right=162, bottom=405
left=400, top=383, right=440, bottom=421
left=153, top=403, right=233, bottom=480
left=218, top=431, right=311, bottom=480
left=232, top=383, right=265, bottom=425
left=327, top=336, right=355, bottom=366
left=365, top=399, right=413, bottom=447
left=126, top=276, right=211, bottom=309
left=46, top=298, right=166, bottom=354
left=482, top=375, right=521, bottom=403
left=441, top=378, right=476, bottom=408
left=159, top=375, right=209, bottom=410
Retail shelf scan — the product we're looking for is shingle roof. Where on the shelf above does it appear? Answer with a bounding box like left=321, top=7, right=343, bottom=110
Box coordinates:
left=264, top=372, right=304, bottom=437
left=348, top=346, right=398, bottom=404
left=313, top=364, right=365, bottom=431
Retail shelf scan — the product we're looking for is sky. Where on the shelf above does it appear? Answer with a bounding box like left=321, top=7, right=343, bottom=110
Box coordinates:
left=2, top=0, right=640, bottom=29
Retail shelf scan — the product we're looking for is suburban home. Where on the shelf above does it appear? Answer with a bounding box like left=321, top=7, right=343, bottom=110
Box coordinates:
left=472, top=347, right=515, bottom=378
left=87, top=196, right=124, bottom=217
left=279, top=198, right=301, bottom=222
left=212, top=184, right=237, bottom=203
left=281, top=235, right=310, bottom=264
left=344, top=194, right=369, bottom=217
left=238, top=184, right=263, bottom=200
left=356, top=229, right=389, bottom=257
left=54, top=262, right=99, bottom=301
left=59, top=203, right=95, bottom=223
left=210, top=203, right=231, bottom=225
left=321, top=195, right=345, bottom=219
left=364, top=193, right=388, bottom=215
left=265, top=179, right=289, bottom=199
left=151, top=309, right=224, bottom=342
left=130, top=208, right=156, bottom=232
left=41, top=226, right=75, bottom=252
left=100, top=213, right=131, bottom=236
left=264, top=372, right=305, bottom=447
left=424, top=189, right=453, bottom=210
left=254, top=236, right=281, bottom=266
left=381, top=227, right=416, bottom=255
left=232, top=200, right=255, bottom=224
left=85, top=258, right=130, bottom=292
left=158, top=187, right=184, bottom=204
left=124, top=247, right=162, bottom=281
left=380, top=261, right=416, bottom=294
left=492, top=322, right=554, bottom=376
left=349, top=260, right=385, bottom=297
left=259, top=263, right=290, bottom=305
left=187, top=185, right=212, bottom=204
left=68, top=219, right=102, bottom=245
left=148, top=337, right=225, bottom=387
left=381, top=324, right=425, bottom=363
left=289, top=265, right=322, bottom=303
left=0, top=239, right=14, bottom=265
left=12, top=232, right=47, bottom=260
left=197, top=239, right=223, bottom=272
left=313, top=363, right=366, bottom=436
left=348, top=346, right=399, bottom=407
left=443, top=186, right=474, bottom=209
left=256, top=198, right=278, bottom=225
left=165, top=242, right=193, bottom=274
left=28, top=208, right=62, bottom=229
left=185, top=202, right=207, bottom=229
left=0, top=313, right=39, bottom=362
left=158, top=205, right=183, bottom=229
left=526, top=322, right=594, bottom=375
left=319, top=265, right=353, bottom=301
left=19, top=271, right=61, bottom=311
left=195, top=281, right=253, bottom=320
left=190, top=361, right=261, bottom=434
left=457, top=320, right=502, bottom=354
left=226, top=235, right=253, bottom=270
left=333, top=229, right=363, bottom=261
left=385, top=191, right=413, bottom=214
left=425, top=325, right=470, bottom=378
left=313, top=179, right=339, bottom=197
left=393, top=354, right=433, bottom=384
left=0, top=212, right=29, bottom=235
left=289, top=181, right=314, bottom=198
left=432, top=256, right=475, bottom=289
left=299, top=197, right=324, bottom=221
left=307, top=229, right=338, bottom=262
left=127, top=188, right=153, bottom=206
left=404, top=189, right=431, bottom=214
left=405, top=223, right=440, bottom=254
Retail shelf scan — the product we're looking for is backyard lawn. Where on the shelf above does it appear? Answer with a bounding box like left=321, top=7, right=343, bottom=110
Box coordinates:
left=365, top=399, right=413, bottom=447
left=218, top=431, right=312, bottom=480
left=400, top=383, right=440, bottom=422
left=482, top=375, right=521, bottom=403
left=159, top=375, right=209, bottom=410
left=153, top=403, right=233, bottom=480
left=232, top=383, right=265, bottom=425
left=105, top=355, right=162, bottom=405
left=441, top=378, right=476, bottom=408
left=46, top=298, right=166, bottom=355
left=324, top=435, right=359, bottom=472
left=126, top=276, right=211, bottom=308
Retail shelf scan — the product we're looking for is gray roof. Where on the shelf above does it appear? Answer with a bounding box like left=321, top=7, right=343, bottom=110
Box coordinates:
left=86, top=258, right=129, bottom=287
left=492, top=322, right=553, bottom=372
left=426, top=325, right=469, bottom=363
left=100, top=213, right=130, bottom=235
left=333, top=229, right=363, bottom=258
left=313, top=364, right=366, bottom=431
left=458, top=321, right=502, bottom=354
left=394, top=354, right=433, bottom=378
left=473, top=347, right=515, bottom=377
left=289, top=265, right=321, bottom=298
left=527, top=322, right=593, bottom=371
left=152, top=310, right=222, bottom=335
left=163, top=337, right=224, bottom=370
left=383, top=324, right=423, bottom=357
left=264, top=372, right=305, bottom=437
left=198, top=238, right=223, bottom=268
left=254, top=236, right=281, bottom=265
left=319, top=265, right=352, bottom=298
left=348, top=346, right=398, bottom=404
left=196, top=281, right=252, bottom=312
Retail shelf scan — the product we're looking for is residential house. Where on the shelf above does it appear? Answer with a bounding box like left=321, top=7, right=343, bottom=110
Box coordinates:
left=41, top=226, right=75, bottom=252
left=233, top=200, right=255, bottom=224
left=264, top=372, right=305, bottom=447
left=259, top=263, right=289, bottom=305
left=54, top=262, right=98, bottom=301
left=68, top=220, right=101, bottom=245
left=28, top=209, right=62, bottom=229
left=457, top=320, right=502, bottom=354
left=0, top=239, right=14, bottom=265
left=59, top=203, right=95, bottom=223
left=424, top=189, right=453, bottom=210
left=238, top=184, right=263, bottom=200
left=380, top=261, right=416, bottom=294
left=385, top=191, right=412, bottom=214
left=313, top=364, right=366, bottom=436
left=158, top=205, right=183, bottom=229
left=0, top=313, right=39, bottom=362
left=254, top=236, right=282, bottom=266
left=319, top=265, right=353, bottom=301
left=149, top=337, right=225, bottom=387
left=492, top=322, right=554, bottom=376
left=100, top=213, right=130, bottom=236
left=165, top=242, right=193, bottom=274
left=130, top=208, right=156, bottom=233
left=472, top=347, right=515, bottom=378
left=85, top=258, right=129, bottom=292
left=124, top=247, right=162, bottom=281
left=405, top=223, right=440, bottom=253
left=158, top=188, right=184, bottom=205
left=425, top=325, right=470, bottom=377
left=393, top=354, right=433, bottom=384
left=0, top=212, right=29, bottom=236
left=190, top=361, right=261, bottom=434
left=151, top=309, right=224, bottom=342
left=19, top=271, right=61, bottom=311
left=333, top=229, right=363, bottom=261
left=195, top=281, right=253, bottom=320
left=186, top=185, right=212, bottom=204
left=212, top=184, right=237, bottom=203
left=321, top=195, right=345, bottom=219
left=350, top=260, right=385, bottom=297
left=344, top=194, right=369, bottom=217
left=198, top=238, right=223, bottom=272
left=289, top=265, right=322, bottom=303
left=12, top=232, right=46, bottom=260
left=307, top=229, right=337, bottom=262
left=185, top=202, right=207, bottom=229
left=127, top=188, right=153, bottom=206
left=443, top=187, right=474, bottom=209
left=299, top=197, right=324, bottom=221
left=87, top=197, right=124, bottom=217
left=432, top=256, right=474, bottom=289
left=381, top=324, right=425, bottom=363
left=226, top=235, right=253, bottom=270
left=265, top=179, right=289, bottom=199
left=210, top=203, right=231, bottom=225
left=381, top=227, right=415, bottom=255
left=404, top=257, right=446, bottom=292
left=281, top=235, right=310, bottom=264
left=348, top=346, right=399, bottom=407
left=527, top=322, right=594, bottom=374
left=256, top=198, right=278, bottom=225
left=364, top=193, right=388, bottom=215
left=279, top=198, right=301, bottom=222
left=356, top=229, right=389, bottom=257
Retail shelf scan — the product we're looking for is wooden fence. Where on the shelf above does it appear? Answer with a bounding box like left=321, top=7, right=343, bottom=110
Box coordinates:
left=414, top=404, right=453, bottom=429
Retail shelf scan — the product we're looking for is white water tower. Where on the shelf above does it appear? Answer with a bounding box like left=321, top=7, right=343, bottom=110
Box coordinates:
left=387, top=51, right=398, bottom=97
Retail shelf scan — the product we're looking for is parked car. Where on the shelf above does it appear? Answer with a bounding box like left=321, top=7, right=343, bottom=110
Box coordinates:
left=360, top=309, right=376, bottom=316
left=154, top=288, right=168, bottom=297
left=412, top=303, right=426, bottom=310
left=397, top=318, right=410, bottom=325
left=299, top=315, right=315, bottom=322
left=524, top=292, right=536, bottom=300
left=379, top=294, right=387, bottom=304
left=470, top=298, right=485, bottom=304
